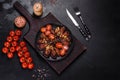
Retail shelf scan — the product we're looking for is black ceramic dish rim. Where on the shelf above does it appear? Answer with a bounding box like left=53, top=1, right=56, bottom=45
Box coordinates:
left=35, top=23, right=74, bottom=62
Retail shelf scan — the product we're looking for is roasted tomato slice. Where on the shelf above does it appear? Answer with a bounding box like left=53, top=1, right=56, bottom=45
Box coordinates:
left=59, top=49, right=66, bottom=56
left=40, top=27, right=46, bottom=33
left=55, top=42, right=63, bottom=49
left=46, top=24, right=52, bottom=31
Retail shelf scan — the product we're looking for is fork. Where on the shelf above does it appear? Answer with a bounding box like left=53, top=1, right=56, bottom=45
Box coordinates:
left=74, top=7, right=91, bottom=38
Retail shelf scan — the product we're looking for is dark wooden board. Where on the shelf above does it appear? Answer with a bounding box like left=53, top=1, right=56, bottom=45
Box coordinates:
left=14, top=1, right=87, bottom=74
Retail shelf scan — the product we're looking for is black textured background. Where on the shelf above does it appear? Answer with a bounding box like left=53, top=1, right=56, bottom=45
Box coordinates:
left=0, top=0, right=120, bottom=80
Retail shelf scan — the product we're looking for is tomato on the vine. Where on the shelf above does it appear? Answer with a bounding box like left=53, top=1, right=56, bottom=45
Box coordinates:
left=7, top=52, right=13, bottom=59
left=9, top=30, right=15, bottom=37
left=22, top=46, right=28, bottom=52
left=26, top=57, right=33, bottom=63
left=2, top=47, right=8, bottom=54
left=28, top=63, right=34, bottom=69
left=10, top=47, right=15, bottom=53
left=7, top=36, right=12, bottom=42
left=11, top=41, right=17, bottom=47
left=16, top=46, right=21, bottom=52
left=20, top=57, right=26, bottom=63
left=2, top=29, right=35, bottom=69
left=15, top=30, right=22, bottom=36
left=4, top=42, right=10, bottom=48
left=20, top=41, right=26, bottom=47
left=22, top=62, right=28, bottom=69
left=24, top=52, right=30, bottom=58
left=17, top=51, right=23, bottom=57
left=13, top=36, right=19, bottom=41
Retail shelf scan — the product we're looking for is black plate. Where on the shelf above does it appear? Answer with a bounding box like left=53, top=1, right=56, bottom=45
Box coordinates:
left=35, top=23, right=74, bottom=61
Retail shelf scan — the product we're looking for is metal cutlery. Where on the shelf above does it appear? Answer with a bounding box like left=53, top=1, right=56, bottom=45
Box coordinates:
left=74, top=7, right=91, bottom=38
left=66, top=8, right=89, bottom=41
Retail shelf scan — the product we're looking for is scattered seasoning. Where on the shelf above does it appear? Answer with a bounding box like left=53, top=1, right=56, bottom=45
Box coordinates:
left=32, top=67, right=49, bottom=80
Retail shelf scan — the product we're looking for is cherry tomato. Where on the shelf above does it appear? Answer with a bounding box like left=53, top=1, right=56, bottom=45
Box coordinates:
left=26, top=57, right=33, bottom=63
left=22, top=46, right=28, bottom=52
left=46, top=24, right=52, bottom=31
left=40, top=27, right=46, bottom=33
left=16, top=46, right=21, bottom=52
left=4, top=42, right=10, bottom=48
left=20, top=41, right=26, bottom=47
left=55, top=42, right=63, bottom=49
left=9, top=30, right=15, bottom=37
left=7, top=36, right=12, bottom=42
left=10, top=47, right=15, bottom=53
left=13, top=36, right=19, bottom=41
left=24, top=52, right=30, bottom=58
left=59, top=49, right=66, bottom=56
left=2, top=47, right=8, bottom=54
left=11, top=41, right=17, bottom=47
left=7, top=52, right=13, bottom=59
left=28, top=63, right=34, bottom=69
left=49, top=34, right=55, bottom=40
left=17, top=51, right=23, bottom=57
left=45, top=31, right=51, bottom=36
left=22, top=62, right=28, bottom=69
left=15, top=30, right=22, bottom=36
left=20, top=57, right=26, bottom=63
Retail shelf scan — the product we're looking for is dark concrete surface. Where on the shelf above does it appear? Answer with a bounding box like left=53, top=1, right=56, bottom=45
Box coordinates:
left=0, top=0, right=120, bottom=80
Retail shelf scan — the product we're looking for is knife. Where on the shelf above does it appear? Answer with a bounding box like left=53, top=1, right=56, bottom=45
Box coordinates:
left=66, top=8, right=89, bottom=40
